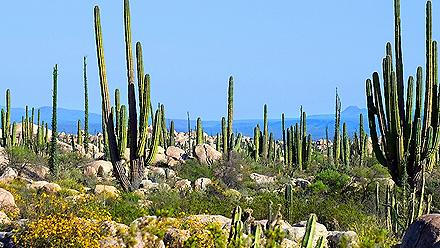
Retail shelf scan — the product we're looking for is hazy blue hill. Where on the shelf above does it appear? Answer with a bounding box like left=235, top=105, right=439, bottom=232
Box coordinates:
left=3, top=105, right=369, bottom=139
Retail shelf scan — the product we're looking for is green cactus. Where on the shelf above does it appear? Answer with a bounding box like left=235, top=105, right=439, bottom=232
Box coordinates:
left=268, top=132, right=274, bottom=162
left=169, top=120, right=175, bottom=147
left=216, top=133, right=221, bottom=151
left=94, top=1, right=162, bottom=191
left=301, top=213, right=317, bottom=248
left=233, top=133, right=242, bottom=152
left=222, top=117, right=227, bottom=153
left=375, top=182, right=380, bottom=215
left=282, top=113, right=287, bottom=165
left=251, top=223, right=262, bottom=248
left=366, top=0, right=440, bottom=187
left=334, top=90, right=341, bottom=168
left=83, top=56, right=90, bottom=153
left=254, top=125, right=260, bottom=161
left=187, top=112, right=191, bottom=153
left=49, top=65, right=58, bottom=175
left=77, top=120, right=83, bottom=146
left=118, top=105, right=128, bottom=159
left=227, top=76, right=233, bottom=154
left=160, top=104, right=168, bottom=148
left=228, top=206, right=243, bottom=247
left=196, top=117, right=203, bottom=145
left=11, top=122, right=16, bottom=146
left=1, top=109, right=5, bottom=147
left=262, top=104, right=268, bottom=159
left=284, top=183, right=293, bottom=222
left=115, top=89, right=121, bottom=136
left=342, top=122, right=350, bottom=170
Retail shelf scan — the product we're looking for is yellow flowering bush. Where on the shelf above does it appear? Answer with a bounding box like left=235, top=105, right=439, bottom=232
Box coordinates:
left=14, top=213, right=104, bottom=248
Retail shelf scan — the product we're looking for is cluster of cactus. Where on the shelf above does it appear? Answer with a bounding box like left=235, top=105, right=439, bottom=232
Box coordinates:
left=284, top=107, right=312, bottom=170
left=366, top=0, right=439, bottom=187
left=94, top=0, right=162, bottom=191
left=353, top=114, right=368, bottom=166
left=375, top=177, right=432, bottom=235
left=1, top=89, right=11, bottom=147
left=251, top=105, right=278, bottom=163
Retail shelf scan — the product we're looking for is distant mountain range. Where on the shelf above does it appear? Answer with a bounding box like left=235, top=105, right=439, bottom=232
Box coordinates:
left=1, top=105, right=368, bottom=140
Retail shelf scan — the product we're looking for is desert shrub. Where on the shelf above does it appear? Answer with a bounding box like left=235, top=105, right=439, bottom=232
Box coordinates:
left=175, top=159, right=214, bottom=182
left=14, top=213, right=104, bottom=248
left=6, top=146, right=46, bottom=170
left=314, top=169, right=351, bottom=193
left=101, top=192, right=149, bottom=225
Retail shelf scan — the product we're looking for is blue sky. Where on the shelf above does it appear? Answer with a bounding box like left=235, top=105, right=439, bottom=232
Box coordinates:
left=0, top=1, right=437, bottom=120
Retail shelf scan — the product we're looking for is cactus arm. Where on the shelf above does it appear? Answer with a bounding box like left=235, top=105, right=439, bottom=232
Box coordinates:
left=145, top=109, right=161, bottom=165
left=366, top=79, right=387, bottom=165
left=301, top=213, right=317, bottom=248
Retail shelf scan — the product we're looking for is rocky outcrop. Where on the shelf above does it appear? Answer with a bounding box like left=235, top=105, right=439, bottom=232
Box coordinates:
left=401, top=214, right=440, bottom=248
left=174, top=179, right=192, bottom=192
left=250, top=173, right=276, bottom=184
left=83, top=160, right=113, bottom=178
left=0, top=168, right=17, bottom=183
left=194, top=144, right=222, bottom=165
left=0, top=188, right=18, bottom=214
left=327, top=231, right=358, bottom=248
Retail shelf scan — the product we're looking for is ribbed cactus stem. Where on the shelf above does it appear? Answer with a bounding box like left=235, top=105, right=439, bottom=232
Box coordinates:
left=216, top=133, right=221, bottom=151
left=254, top=125, right=260, bottom=161
left=77, top=120, right=83, bottom=146
left=49, top=65, right=58, bottom=175
left=334, top=89, right=341, bottom=168
left=227, top=76, right=233, bottom=153
left=11, top=122, right=16, bottom=146
left=118, top=105, right=128, bottom=159
left=301, top=213, right=317, bottom=248
left=196, top=117, right=203, bottom=145
left=83, top=56, right=89, bottom=153
left=343, top=122, right=350, bottom=170
left=222, top=117, right=227, bottom=153
left=5, top=89, right=10, bottom=146
left=169, top=120, right=175, bottom=146
left=262, top=104, right=268, bottom=159
left=282, top=113, right=286, bottom=164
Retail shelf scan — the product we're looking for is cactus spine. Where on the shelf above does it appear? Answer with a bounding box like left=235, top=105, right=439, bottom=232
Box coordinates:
left=196, top=117, right=203, bottom=145
left=49, top=65, right=58, bottom=174
left=366, top=0, right=439, bottom=187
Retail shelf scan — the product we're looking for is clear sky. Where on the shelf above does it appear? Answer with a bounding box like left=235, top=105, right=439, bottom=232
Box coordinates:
left=0, top=1, right=438, bottom=120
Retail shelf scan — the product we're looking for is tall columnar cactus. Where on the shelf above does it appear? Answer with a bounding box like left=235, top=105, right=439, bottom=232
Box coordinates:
left=222, top=117, right=227, bottom=153
left=268, top=133, right=274, bottom=161
left=1, top=89, right=11, bottom=147
left=77, top=120, right=83, bottom=146
left=355, top=114, right=367, bottom=165
left=262, top=104, right=268, bottom=159
left=227, top=76, right=234, bottom=154
left=254, top=125, right=260, bottom=161
left=36, top=109, right=43, bottom=149
left=83, top=56, right=90, bottom=153
left=49, top=65, right=58, bottom=174
left=169, top=120, right=175, bottom=147
left=282, top=113, right=287, bottom=164
left=216, top=133, right=221, bottom=151
left=11, top=122, right=16, bottom=146
left=334, top=90, right=341, bottom=168
left=342, top=122, right=350, bottom=169
left=94, top=1, right=162, bottom=191
left=115, top=89, right=121, bottom=136
left=118, top=105, right=128, bottom=159
left=228, top=206, right=243, bottom=247
left=196, top=117, right=203, bottom=145
left=1, top=109, right=5, bottom=147
left=295, top=123, right=302, bottom=170
left=366, top=0, right=439, bottom=187
left=160, top=104, right=168, bottom=148
left=251, top=224, right=262, bottom=248
left=187, top=112, right=191, bottom=153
